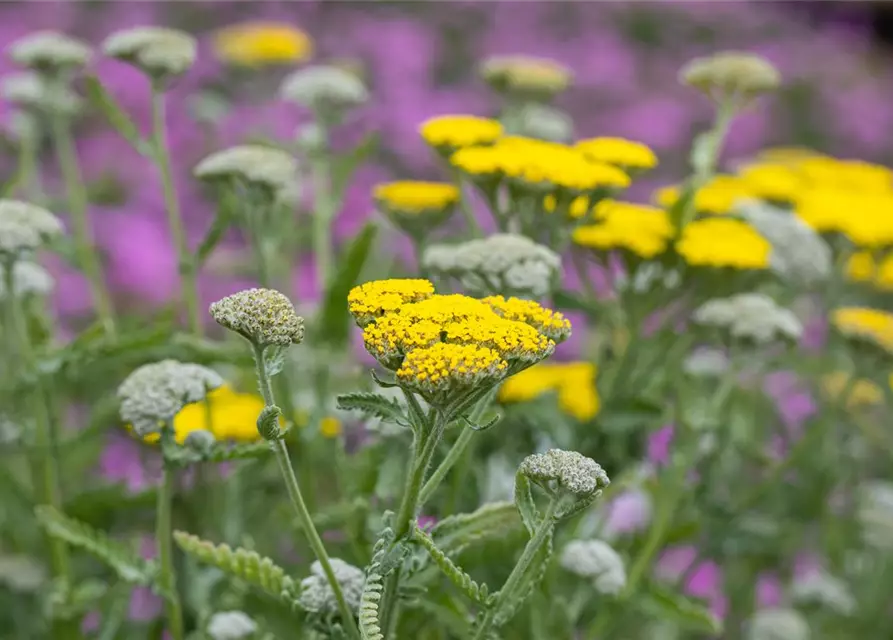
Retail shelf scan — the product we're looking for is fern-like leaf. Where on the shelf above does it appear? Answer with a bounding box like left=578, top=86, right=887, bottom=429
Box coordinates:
left=201, top=442, right=270, bottom=463
left=358, top=524, right=394, bottom=640
left=413, top=525, right=494, bottom=607
left=336, top=392, right=406, bottom=424
left=173, top=531, right=298, bottom=602
left=493, top=528, right=554, bottom=628
left=430, top=501, right=522, bottom=556
left=35, top=506, right=154, bottom=585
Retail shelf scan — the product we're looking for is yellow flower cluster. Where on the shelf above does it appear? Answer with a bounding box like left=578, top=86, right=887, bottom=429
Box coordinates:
left=543, top=195, right=591, bottom=219
left=832, top=307, right=893, bottom=354
left=676, top=218, right=770, bottom=269
left=847, top=251, right=893, bottom=290
left=419, top=115, right=503, bottom=151
left=655, top=175, right=756, bottom=215
left=499, top=362, right=599, bottom=421
left=575, top=137, right=658, bottom=171
left=572, top=200, right=674, bottom=258
left=374, top=181, right=459, bottom=214
left=821, top=371, right=884, bottom=409
left=213, top=22, right=312, bottom=66
left=347, top=279, right=435, bottom=327
left=349, top=279, right=569, bottom=402
left=796, top=190, right=893, bottom=247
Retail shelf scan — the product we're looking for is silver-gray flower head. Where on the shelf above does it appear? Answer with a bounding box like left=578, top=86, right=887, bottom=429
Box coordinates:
left=280, top=65, right=368, bottom=111
left=683, top=347, right=730, bottom=378
left=519, top=449, right=610, bottom=497
left=102, top=27, right=197, bottom=79
left=183, top=429, right=216, bottom=454
left=206, top=610, right=257, bottom=640
left=745, top=608, right=809, bottom=640
left=209, top=288, right=304, bottom=348
left=790, top=568, right=856, bottom=616
left=0, top=260, right=54, bottom=299
left=298, top=558, right=364, bottom=615
left=693, top=293, right=803, bottom=343
left=0, top=199, right=64, bottom=259
left=423, top=234, right=561, bottom=298
left=194, top=145, right=299, bottom=197
left=737, top=200, right=831, bottom=287
left=516, top=103, right=573, bottom=143
left=117, top=360, right=224, bottom=437
left=1, top=71, right=82, bottom=115
left=680, top=51, right=780, bottom=101
left=2, top=111, right=40, bottom=143
left=560, top=539, right=626, bottom=595
left=8, top=31, right=92, bottom=72
left=0, top=555, right=46, bottom=593
left=857, top=480, right=893, bottom=551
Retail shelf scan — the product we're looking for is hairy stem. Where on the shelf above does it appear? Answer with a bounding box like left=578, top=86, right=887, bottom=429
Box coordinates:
left=157, top=435, right=185, bottom=640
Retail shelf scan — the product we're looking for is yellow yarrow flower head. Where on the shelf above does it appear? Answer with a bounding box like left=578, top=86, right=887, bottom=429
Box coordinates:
left=655, top=175, right=754, bottom=215
left=676, top=218, right=770, bottom=269
left=373, top=181, right=459, bottom=239
left=831, top=307, right=893, bottom=355
left=572, top=200, right=674, bottom=259
left=213, top=22, right=313, bottom=67
left=796, top=190, right=893, bottom=247
left=319, top=416, right=343, bottom=439
left=796, top=157, right=893, bottom=193
left=543, top=195, right=591, bottom=220
left=575, top=137, right=658, bottom=173
left=679, top=51, right=780, bottom=104
left=397, top=343, right=507, bottom=405
left=420, top=115, right=503, bottom=155
left=483, top=294, right=572, bottom=342
left=479, top=54, right=572, bottom=102
left=847, top=251, right=893, bottom=291
left=347, top=278, right=434, bottom=327
left=500, top=362, right=600, bottom=421
left=737, top=163, right=804, bottom=205
left=154, top=385, right=276, bottom=444
left=820, top=372, right=884, bottom=410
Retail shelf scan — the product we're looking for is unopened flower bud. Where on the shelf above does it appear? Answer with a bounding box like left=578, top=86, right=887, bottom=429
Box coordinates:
left=0, top=199, right=64, bottom=260
left=118, top=360, right=223, bottom=438
left=183, top=429, right=216, bottom=454
left=280, top=64, right=368, bottom=113
left=256, top=405, right=283, bottom=440
left=1, top=71, right=81, bottom=116
left=207, top=610, right=257, bottom=640
left=515, top=103, right=573, bottom=142
left=209, top=288, right=304, bottom=348
left=693, top=293, right=802, bottom=343
left=0, top=260, right=54, bottom=299
left=194, top=145, right=298, bottom=198
left=519, top=449, right=610, bottom=498
left=102, top=26, right=197, bottom=82
left=560, top=539, right=626, bottom=595
left=480, top=54, right=572, bottom=102
left=680, top=51, right=780, bottom=103
left=8, top=31, right=92, bottom=73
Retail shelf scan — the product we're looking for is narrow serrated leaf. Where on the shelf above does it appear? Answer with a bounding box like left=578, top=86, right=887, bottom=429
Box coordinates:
left=84, top=75, right=147, bottom=153
left=513, top=472, right=538, bottom=536
left=201, top=442, right=269, bottom=463
left=337, top=392, right=406, bottom=423
left=431, top=501, right=522, bottom=557
left=641, top=580, right=722, bottom=634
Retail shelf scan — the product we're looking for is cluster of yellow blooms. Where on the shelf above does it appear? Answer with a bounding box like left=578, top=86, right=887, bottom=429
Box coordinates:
left=373, top=181, right=459, bottom=236
left=575, top=137, right=659, bottom=173
left=676, top=217, right=771, bottom=269
left=847, top=251, right=893, bottom=290
left=213, top=22, right=313, bottom=66
left=820, top=371, right=889, bottom=410
left=499, top=362, right=600, bottom=421
left=142, top=386, right=268, bottom=444
left=419, top=115, right=504, bottom=153
left=348, top=279, right=570, bottom=403
left=832, top=307, right=893, bottom=355
left=572, top=200, right=674, bottom=259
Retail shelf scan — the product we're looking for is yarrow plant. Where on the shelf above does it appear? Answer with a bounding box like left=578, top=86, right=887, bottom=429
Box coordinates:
left=2, top=10, right=893, bottom=640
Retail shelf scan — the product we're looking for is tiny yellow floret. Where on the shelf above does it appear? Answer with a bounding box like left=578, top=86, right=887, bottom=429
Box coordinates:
left=213, top=22, right=313, bottom=66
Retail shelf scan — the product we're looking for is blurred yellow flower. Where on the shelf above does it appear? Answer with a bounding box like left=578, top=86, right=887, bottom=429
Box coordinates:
left=319, top=416, right=343, bottom=438
left=821, top=371, right=883, bottom=409
left=796, top=157, right=893, bottom=193
left=847, top=251, right=893, bottom=291
left=374, top=181, right=459, bottom=215
left=654, top=175, right=753, bottom=215
left=575, top=137, right=658, bottom=171
left=420, top=115, right=503, bottom=152
left=543, top=195, right=591, bottom=219
left=214, top=22, right=312, bottom=66
left=499, top=362, right=599, bottom=421
left=573, top=200, right=674, bottom=259
left=676, top=218, right=770, bottom=269
left=756, top=146, right=823, bottom=165
left=737, top=163, right=804, bottom=204
left=796, top=190, right=893, bottom=247
left=832, top=307, right=893, bottom=354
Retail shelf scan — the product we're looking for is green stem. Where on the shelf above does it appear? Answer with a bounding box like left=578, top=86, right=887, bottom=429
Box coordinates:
left=156, top=438, right=185, bottom=640
left=311, top=125, right=334, bottom=294
left=151, top=84, right=202, bottom=336
left=472, top=498, right=559, bottom=640
left=50, top=97, right=116, bottom=336
left=4, top=261, right=70, bottom=582
left=252, top=345, right=361, bottom=640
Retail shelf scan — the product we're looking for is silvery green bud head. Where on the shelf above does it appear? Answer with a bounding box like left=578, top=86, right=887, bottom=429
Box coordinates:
left=117, top=360, right=224, bottom=438
left=0, top=555, right=46, bottom=593
left=858, top=480, right=893, bottom=551
left=209, top=288, right=304, bottom=348
left=8, top=31, right=92, bottom=73
left=745, top=608, right=809, bottom=640
left=515, top=103, right=573, bottom=143
left=194, top=145, right=299, bottom=198
left=790, top=568, right=856, bottom=616
left=520, top=449, right=610, bottom=498
left=693, top=293, right=802, bottom=343
left=560, top=539, right=626, bottom=595
left=423, top=234, right=561, bottom=299
left=183, top=429, right=216, bottom=454
left=1, top=71, right=82, bottom=116
left=102, top=26, right=197, bottom=82
left=683, top=347, right=729, bottom=378
left=280, top=65, right=368, bottom=113
left=736, top=200, right=831, bottom=287
left=298, top=558, right=364, bottom=615
left=680, top=51, right=780, bottom=103
left=0, top=199, right=64, bottom=260
left=0, top=261, right=54, bottom=299
left=207, top=610, right=257, bottom=640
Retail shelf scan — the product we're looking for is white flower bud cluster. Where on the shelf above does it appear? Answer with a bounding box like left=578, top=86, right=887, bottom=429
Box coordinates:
left=613, top=262, right=681, bottom=294
left=298, top=558, right=365, bottom=615
left=515, top=103, right=573, bottom=142
left=8, top=31, right=92, bottom=72
left=857, top=480, right=893, bottom=551
left=737, top=200, right=831, bottom=287
left=0, top=260, right=55, bottom=299
left=102, top=27, right=197, bottom=80
left=210, top=288, right=305, bottom=348
left=0, top=199, right=64, bottom=259
left=183, top=429, right=216, bottom=454
left=682, top=347, right=730, bottom=377
left=117, top=360, right=224, bottom=437
left=206, top=610, right=257, bottom=640
left=423, top=234, right=561, bottom=298
left=680, top=51, right=780, bottom=101
left=1, top=72, right=82, bottom=115
left=0, top=554, right=46, bottom=593
left=194, top=145, right=299, bottom=197
left=280, top=65, right=368, bottom=111
left=560, top=539, right=627, bottom=595
left=693, top=293, right=803, bottom=343
left=790, top=568, right=856, bottom=616
left=745, top=608, right=809, bottom=640
left=519, top=449, right=610, bottom=497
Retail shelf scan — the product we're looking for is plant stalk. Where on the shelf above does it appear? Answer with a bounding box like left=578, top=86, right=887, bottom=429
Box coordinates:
left=156, top=441, right=185, bottom=640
